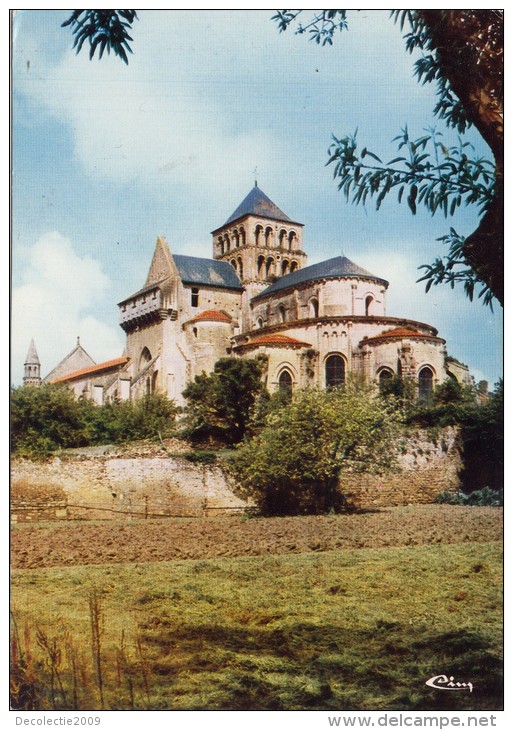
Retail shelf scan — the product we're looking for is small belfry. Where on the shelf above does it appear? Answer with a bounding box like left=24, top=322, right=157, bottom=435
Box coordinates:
left=23, top=339, right=41, bottom=387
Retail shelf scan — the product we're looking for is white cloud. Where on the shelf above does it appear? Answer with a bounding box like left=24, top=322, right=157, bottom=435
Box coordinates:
left=12, top=231, right=124, bottom=384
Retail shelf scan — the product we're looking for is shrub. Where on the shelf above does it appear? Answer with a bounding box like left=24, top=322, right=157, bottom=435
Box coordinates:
left=231, top=382, right=398, bottom=516
left=435, top=488, right=503, bottom=507
left=10, top=386, right=179, bottom=458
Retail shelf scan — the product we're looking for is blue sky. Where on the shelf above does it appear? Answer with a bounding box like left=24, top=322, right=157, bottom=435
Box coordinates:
left=11, top=9, right=503, bottom=388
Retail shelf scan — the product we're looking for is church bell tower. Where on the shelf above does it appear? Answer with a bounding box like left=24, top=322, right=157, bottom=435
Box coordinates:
left=211, top=183, right=307, bottom=301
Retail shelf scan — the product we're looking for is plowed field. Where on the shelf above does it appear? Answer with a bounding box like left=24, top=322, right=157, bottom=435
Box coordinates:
left=11, top=504, right=502, bottom=569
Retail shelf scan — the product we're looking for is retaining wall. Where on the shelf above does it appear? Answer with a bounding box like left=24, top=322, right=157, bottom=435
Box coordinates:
left=11, top=429, right=461, bottom=521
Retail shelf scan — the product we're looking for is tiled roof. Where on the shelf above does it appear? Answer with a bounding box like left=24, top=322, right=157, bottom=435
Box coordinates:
left=254, top=256, right=388, bottom=299
left=51, top=357, right=130, bottom=383
left=364, top=328, right=439, bottom=343
left=174, top=255, right=244, bottom=290
left=221, top=185, right=297, bottom=227
left=190, top=310, right=232, bottom=323
left=243, top=333, right=312, bottom=347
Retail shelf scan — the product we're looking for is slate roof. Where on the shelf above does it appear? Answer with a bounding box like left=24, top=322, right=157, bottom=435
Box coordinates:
left=220, top=185, right=298, bottom=228
left=254, top=256, right=388, bottom=299
left=174, top=255, right=244, bottom=290
left=118, top=278, right=167, bottom=306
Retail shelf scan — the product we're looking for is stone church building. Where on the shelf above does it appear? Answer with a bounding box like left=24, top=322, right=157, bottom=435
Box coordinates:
left=25, top=184, right=470, bottom=403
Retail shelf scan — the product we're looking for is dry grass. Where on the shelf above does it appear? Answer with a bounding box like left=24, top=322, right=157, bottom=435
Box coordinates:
left=11, top=541, right=502, bottom=710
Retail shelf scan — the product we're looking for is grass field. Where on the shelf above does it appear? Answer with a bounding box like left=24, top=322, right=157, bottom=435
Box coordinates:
left=11, top=540, right=502, bottom=711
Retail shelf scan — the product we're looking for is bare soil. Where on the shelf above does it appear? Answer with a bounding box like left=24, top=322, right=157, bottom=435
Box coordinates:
left=11, top=504, right=502, bottom=570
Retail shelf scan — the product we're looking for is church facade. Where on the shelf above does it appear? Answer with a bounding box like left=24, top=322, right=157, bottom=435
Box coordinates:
left=25, top=185, right=469, bottom=402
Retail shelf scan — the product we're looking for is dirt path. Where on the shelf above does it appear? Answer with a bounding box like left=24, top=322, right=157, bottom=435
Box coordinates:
left=11, top=505, right=502, bottom=570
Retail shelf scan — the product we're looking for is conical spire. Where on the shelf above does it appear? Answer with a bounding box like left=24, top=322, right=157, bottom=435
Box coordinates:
left=25, top=338, right=40, bottom=366
left=23, top=339, right=41, bottom=386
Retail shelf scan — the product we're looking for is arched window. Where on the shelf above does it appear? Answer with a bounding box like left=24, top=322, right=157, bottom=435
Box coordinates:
left=255, top=225, right=263, bottom=246
left=231, top=258, right=237, bottom=270
left=264, top=226, right=273, bottom=248
left=325, top=354, right=345, bottom=388
left=309, top=297, right=319, bottom=318
left=418, top=367, right=434, bottom=402
left=278, top=304, right=286, bottom=323
left=224, top=233, right=230, bottom=252
left=278, top=370, right=293, bottom=398
left=282, top=259, right=289, bottom=275
left=365, top=295, right=374, bottom=316
left=239, top=227, right=246, bottom=246
left=218, top=236, right=224, bottom=255
left=290, top=261, right=298, bottom=273
left=151, top=371, right=159, bottom=393
left=233, top=229, right=240, bottom=248
left=237, top=256, right=243, bottom=278
left=288, top=231, right=296, bottom=251
left=378, top=368, right=394, bottom=392
left=278, top=229, right=287, bottom=248
left=256, top=317, right=263, bottom=329
left=257, top=255, right=265, bottom=277
left=266, top=257, right=274, bottom=278
left=139, top=347, right=152, bottom=369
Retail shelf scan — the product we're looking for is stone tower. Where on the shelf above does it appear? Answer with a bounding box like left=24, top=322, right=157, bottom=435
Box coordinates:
left=23, top=339, right=41, bottom=387
left=211, top=184, right=307, bottom=329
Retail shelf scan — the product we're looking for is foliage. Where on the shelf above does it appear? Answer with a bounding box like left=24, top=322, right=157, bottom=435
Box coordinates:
left=86, top=393, right=179, bottom=444
left=273, top=10, right=503, bottom=306
left=11, top=384, right=91, bottom=458
left=62, top=10, right=137, bottom=64
left=327, top=129, right=495, bottom=307
left=435, top=487, right=503, bottom=507
left=378, top=374, right=417, bottom=415
left=183, top=450, right=218, bottom=465
left=231, top=382, right=398, bottom=515
left=405, top=379, right=503, bottom=492
left=458, top=380, right=503, bottom=493
left=181, top=357, right=267, bottom=445
left=10, top=385, right=178, bottom=458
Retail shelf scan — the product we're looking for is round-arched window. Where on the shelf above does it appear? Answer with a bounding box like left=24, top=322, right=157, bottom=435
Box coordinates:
left=278, top=370, right=293, bottom=397
left=418, top=367, right=434, bottom=402
left=139, top=347, right=152, bottom=369
left=325, top=354, right=345, bottom=388
left=365, top=295, right=374, bottom=317
left=378, top=368, right=394, bottom=392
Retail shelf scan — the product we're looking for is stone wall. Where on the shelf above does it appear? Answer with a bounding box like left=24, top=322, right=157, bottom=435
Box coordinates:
left=341, top=427, right=462, bottom=510
left=11, top=440, right=247, bottom=523
left=11, top=429, right=462, bottom=522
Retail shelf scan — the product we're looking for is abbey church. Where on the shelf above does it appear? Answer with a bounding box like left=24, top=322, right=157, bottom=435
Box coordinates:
left=24, top=184, right=470, bottom=402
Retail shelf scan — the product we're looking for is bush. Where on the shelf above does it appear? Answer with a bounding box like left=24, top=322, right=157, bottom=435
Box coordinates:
left=435, top=488, right=503, bottom=507
left=231, top=382, right=398, bottom=516
left=10, top=386, right=179, bottom=458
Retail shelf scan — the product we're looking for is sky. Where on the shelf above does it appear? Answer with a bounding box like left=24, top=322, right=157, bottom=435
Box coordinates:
left=10, top=8, right=503, bottom=388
